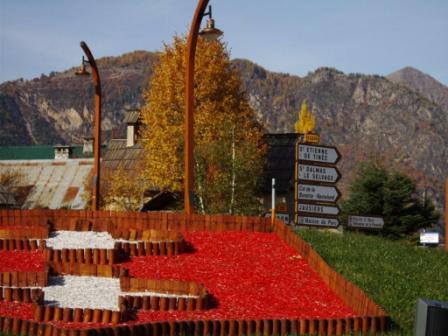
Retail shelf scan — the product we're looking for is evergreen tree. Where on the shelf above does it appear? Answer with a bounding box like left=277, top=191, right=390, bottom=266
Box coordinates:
left=341, top=161, right=439, bottom=238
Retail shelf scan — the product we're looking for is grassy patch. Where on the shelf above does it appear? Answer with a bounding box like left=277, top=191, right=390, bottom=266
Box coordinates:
left=296, top=229, right=448, bottom=334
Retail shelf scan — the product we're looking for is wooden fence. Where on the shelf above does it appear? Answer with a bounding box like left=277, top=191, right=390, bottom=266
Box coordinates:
left=112, top=229, right=185, bottom=256
left=0, top=239, right=43, bottom=251
left=115, top=240, right=183, bottom=257
left=119, top=277, right=208, bottom=312
left=32, top=304, right=124, bottom=324
left=0, top=226, right=48, bottom=251
left=0, top=287, right=43, bottom=303
left=120, top=277, right=207, bottom=297
left=0, top=209, right=271, bottom=233
left=50, top=263, right=121, bottom=278
left=44, top=247, right=117, bottom=265
left=0, top=271, right=48, bottom=287
left=0, top=227, right=48, bottom=239
left=271, top=219, right=386, bottom=317
left=0, top=316, right=386, bottom=336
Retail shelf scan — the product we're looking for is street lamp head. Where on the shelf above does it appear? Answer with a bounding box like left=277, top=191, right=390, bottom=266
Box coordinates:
left=199, top=18, right=223, bottom=41
left=199, top=6, right=223, bottom=41
left=75, top=56, right=90, bottom=76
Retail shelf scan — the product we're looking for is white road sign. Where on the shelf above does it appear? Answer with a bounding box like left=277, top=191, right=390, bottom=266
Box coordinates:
left=348, top=216, right=384, bottom=229
left=298, top=216, right=339, bottom=228
left=298, top=203, right=340, bottom=216
left=298, top=164, right=340, bottom=183
left=265, top=212, right=290, bottom=224
left=420, top=232, right=439, bottom=245
left=298, top=144, right=340, bottom=164
left=298, top=184, right=340, bottom=202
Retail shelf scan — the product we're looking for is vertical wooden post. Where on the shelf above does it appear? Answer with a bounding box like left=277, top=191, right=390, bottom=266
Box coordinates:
left=445, top=178, right=448, bottom=252
left=294, top=138, right=300, bottom=225
left=271, top=178, right=276, bottom=225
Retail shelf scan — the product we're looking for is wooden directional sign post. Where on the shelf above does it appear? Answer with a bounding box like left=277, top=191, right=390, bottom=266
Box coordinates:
left=298, top=184, right=341, bottom=203
left=298, top=164, right=340, bottom=184
left=298, top=216, right=340, bottom=228
left=298, top=203, right=340, bottom=216
left=294, top=138, right=342, bottom=228
left=348, top=216, right=384, bottom=230
left=298, top=144, right=340, bottom=164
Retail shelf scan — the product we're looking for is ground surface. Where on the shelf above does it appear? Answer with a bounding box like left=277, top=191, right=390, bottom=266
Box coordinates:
left=0, top=231, right=357, bottom=328
left=46, top=231, right=116, bottom=249
left=297, top=229, right=448, bottom=334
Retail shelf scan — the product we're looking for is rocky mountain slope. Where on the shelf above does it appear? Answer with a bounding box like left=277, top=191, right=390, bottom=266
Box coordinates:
left=1, top=51, right=447, bottom=206
left=388, top=67, right=448, bottom=113
left=0, top=51, right=158, bottom=146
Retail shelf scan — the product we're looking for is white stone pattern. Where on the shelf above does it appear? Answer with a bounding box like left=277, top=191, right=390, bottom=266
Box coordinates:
left=42, top=276, right=198, bottom=311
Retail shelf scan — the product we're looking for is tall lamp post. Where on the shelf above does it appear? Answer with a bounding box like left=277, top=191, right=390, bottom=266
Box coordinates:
left=75, top=41, right=102, bottom=211
left=184, top=1, right=223, bottom=215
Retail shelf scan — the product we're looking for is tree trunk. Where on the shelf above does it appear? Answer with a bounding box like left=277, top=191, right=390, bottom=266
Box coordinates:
left=229, top=127, right=236, bottom=214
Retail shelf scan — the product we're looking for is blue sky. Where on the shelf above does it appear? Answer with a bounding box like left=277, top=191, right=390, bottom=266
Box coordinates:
left=1, top=0, right=447, bottom=84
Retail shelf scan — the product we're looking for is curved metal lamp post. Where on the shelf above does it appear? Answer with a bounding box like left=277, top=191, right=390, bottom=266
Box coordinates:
left=184, top=1, right=223, bottom=215
left=75, top=41, right=102, bottom=211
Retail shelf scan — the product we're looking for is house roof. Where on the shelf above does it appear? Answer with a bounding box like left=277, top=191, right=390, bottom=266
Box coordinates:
left=0, top=159, right=93, bottom=209
left=0, top=145, right=93, bottom=160
left=0, top=185, right=17, bottom=208
left=262, top=133, right=298, bottom=194
left=102, top=139, right=144, bottom=171
left=123, top=109, right=141, bottom=125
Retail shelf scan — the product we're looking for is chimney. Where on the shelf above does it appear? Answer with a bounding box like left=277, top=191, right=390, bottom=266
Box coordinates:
left=83, top=137, right=94, bottom=155
left=127, top=124, right=136, bottom=147
left=54, top=145, right=71, bottom=160
left=124, top=108, right=141, bottom=147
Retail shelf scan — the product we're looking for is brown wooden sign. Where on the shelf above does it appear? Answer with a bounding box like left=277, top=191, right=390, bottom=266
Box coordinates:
left=298, top=215, right=340, bottom=228
left=304, top=133, right=320, bottom=144
left=297, top=184, right=341, bottom=203
left=298, top=144, right=341, bottom=164
left=298, top=203, right=340, bottom=216
left=298, top=163, right=341, bottom=184
left=347, top=216, right=384, bottom=229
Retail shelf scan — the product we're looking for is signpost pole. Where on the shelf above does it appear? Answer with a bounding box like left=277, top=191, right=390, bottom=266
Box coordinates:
left=445, top=178, right=448, bottom=252
left=271, top=178, right=276, bottom=225
left=295, top=141, right=300, bottom=225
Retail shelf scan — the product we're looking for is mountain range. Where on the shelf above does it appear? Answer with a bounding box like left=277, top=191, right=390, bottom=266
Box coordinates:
left=0, top=51, right=447, bottom=208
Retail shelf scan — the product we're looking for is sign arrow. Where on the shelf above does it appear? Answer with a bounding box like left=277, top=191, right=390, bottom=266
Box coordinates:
left=298, top=203, right=340, bottom=216
left=298, top=184, right=341, bottom=202
left=298, top=216, right=340, bottom=228
left=298, top=164, right=341, bottom=184
left=298, top=144, right=340, bottom=164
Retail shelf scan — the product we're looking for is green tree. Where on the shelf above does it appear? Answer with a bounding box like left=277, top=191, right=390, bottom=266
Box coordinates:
left=141, top=35, right=265, bottom=215
left=341, top=161, right=439, bottom=238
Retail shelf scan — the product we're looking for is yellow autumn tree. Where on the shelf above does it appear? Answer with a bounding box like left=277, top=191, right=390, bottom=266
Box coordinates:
left=103, top=164, right=147, bottom=211
left=295, top=101, right=316, bottom=134
left=141, top=35, right=265, bottom=214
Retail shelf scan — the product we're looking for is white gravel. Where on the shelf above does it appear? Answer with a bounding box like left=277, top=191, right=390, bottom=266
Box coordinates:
left=45, top=231, right=173, bottom=250
left=45, top=231, right=116, bottom=249
left=42, top=276, right=197, bottom=310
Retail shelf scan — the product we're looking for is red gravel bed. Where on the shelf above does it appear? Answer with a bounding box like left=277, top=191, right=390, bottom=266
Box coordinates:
left=0, top=250, right=45, bottom=272
left=0, top=301, right=33, bottom=319
left=0, top=231, right=357, bottom=329
left=124, top=232, right=356, bottom=322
